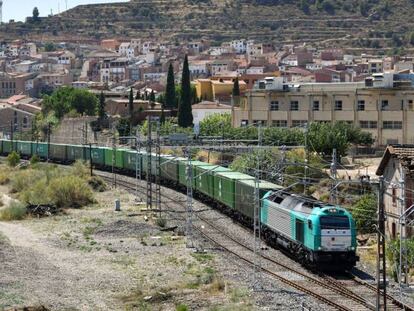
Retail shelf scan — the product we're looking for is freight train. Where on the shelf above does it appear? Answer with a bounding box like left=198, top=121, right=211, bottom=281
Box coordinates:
left=0, top=139, right=358, bottom=270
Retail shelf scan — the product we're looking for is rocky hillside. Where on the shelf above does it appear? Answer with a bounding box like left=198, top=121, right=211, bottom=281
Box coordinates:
left=1, top=0, right=414, bottom=52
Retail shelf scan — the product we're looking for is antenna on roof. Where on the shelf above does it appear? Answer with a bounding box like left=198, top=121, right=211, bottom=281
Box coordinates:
left=65, top=0, right=68, bottom=10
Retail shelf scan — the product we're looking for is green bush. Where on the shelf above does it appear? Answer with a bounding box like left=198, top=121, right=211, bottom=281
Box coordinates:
left=176, top=304, right=189, bottom=311
left=7, top=151, right=20, bottom=167
left=47, top=175, right=95, bottom=208
left=30, top=154, right=40, bottom=165
left=0, top=202, right=27, bottom=221
left=156, top=217, right=167, bottom=228
left=351, top=194, right=377, bottom=234
left=11, top=169, right=45, bottom=193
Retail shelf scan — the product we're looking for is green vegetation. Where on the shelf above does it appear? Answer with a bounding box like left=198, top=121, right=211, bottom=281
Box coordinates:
left=7, top=152, right=20, bottom=167
left=387, top=238, right=414, bottom=281
left=0, top=202, right=27, bottom=221
left=30, top=154, right=40, bottom=165
left=166, top=63, right=177, bottom=109
left=42, top=87, right=99, bottom=119
left=0, top=162, right=100, bottom=221
left=176, top=304, right=189, bottom=311
left=351, top=194, right=377, bottom=234
left=178, top=55, right=193, bottom=128
left=32, top=7, right=40, bottom=22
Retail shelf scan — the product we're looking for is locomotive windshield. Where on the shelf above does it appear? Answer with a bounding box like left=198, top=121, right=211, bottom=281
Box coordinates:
left=320, top=216, right=350, bottom=230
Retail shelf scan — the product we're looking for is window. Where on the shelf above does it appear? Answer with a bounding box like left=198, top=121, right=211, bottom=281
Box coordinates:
left=272, top=120, right=287, bottom=128
left=357, top=100, right=365, bottom=111
left=253, top=120, right=267, bottom=126
left=359, top=121, right=377, bottom=129
left=22, top=117, right=28, bottom=129
left=290, top=101, right=299, bottom=111
left=381, top=100, right=389, bottom=111
left=313, top=101, right=320, bottom=111
left=409, top=100, right=414, bottom=110
left=334, top=100, right=343, bottom=111
left=292, top=120, right=307, bottom=128
left=383, top=121, right=402, bottom=129
left=270, top=101, right=279, bottom=111
left=392, top=187, right=397, bottom=205
left=241, top=120, right=248, bottom=127
left=320, top=216, right=350, bottom=229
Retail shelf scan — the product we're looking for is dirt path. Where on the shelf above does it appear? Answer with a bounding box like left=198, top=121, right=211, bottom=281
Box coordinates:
left=0, top=221, right=132, bottom=310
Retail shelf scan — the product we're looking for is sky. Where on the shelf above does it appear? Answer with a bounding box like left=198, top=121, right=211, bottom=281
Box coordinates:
left=3, top=0, right=128, bottom=22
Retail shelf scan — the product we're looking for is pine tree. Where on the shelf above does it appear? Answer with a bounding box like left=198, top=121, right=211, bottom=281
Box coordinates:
left=33, top=7, right=40, bottom=22
left=232, top=77, right=240, bottom=97
left=165, top=63, right=176, bottom=109
left=98, top=91, right=106, bottom=120
left=178, top=55, right=193, bottom=128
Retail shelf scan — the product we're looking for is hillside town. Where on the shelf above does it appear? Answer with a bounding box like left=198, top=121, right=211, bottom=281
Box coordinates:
left=2, top=37, right=414, bottom=147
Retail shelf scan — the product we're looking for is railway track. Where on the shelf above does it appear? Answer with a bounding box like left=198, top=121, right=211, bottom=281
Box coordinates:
left=96, top=171, right=412, bottom=311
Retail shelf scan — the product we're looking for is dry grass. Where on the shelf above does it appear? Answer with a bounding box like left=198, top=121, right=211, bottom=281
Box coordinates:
left=0, top=202, right=27, bottom=221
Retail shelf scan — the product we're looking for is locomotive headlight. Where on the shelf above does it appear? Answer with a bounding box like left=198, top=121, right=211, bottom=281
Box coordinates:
left=328, top=208, right=337, bottom=213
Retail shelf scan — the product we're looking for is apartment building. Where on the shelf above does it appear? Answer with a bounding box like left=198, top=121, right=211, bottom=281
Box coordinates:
left=232, top=75, right=414, bottom=147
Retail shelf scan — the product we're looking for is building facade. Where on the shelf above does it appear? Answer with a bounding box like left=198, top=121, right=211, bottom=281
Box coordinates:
left=233, top=76, right=414, bottom=147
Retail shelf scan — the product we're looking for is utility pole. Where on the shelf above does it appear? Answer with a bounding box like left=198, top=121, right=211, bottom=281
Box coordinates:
left=146, top=116, right=153, bottom=210
left=399, top=167, right=408, bottom=288
left=304, top=123, right=309, bottom=194
left=112, top=125, right=117, bottom=188
left=135, top=126, right=142, bottom=203
left=47, top=122, right=51, bottom=162
left=10, top=120, right=13, bottom=151
left=185, top=146, right=194, bottom=249
left=253, top=125, right=262, bottom=290
left=330, top=148, right=338, bottom=204
left=376, top=176, right=387, bottom=311
left=155, top=119, right=161, bottom=217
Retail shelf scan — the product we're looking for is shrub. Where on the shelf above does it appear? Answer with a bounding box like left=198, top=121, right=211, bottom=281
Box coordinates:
left=0, top=202, right=27, bottom=221
left=7, top=151, right=20, bottom=167
left=0, top=167, right=11, bottom=185
left=156, top=217, right=167, bottom=228
left=47, top=175, right=95, bottom=208
left=176, top=304, right=189, bottom=311
left=88, top=176, right=107, bottom=192
left=11, top=169, right=45, bottom=193
left=30, top=154, right=40, bottom=165
left=351, top=194, right=377, bottom=234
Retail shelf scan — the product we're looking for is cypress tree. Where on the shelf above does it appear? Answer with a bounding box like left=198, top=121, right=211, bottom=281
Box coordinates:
left=98, top=91, right=106, bottom=120
left=232, top=77, right=240, bottom=96
left=160, top=106, right=166, bottom=124
left=165, top=63, right=176, bottom=109
left=150, top=90, right=156, bottom=102
left=178, top=55, right=193, bottom=128
left=135, top=91, right=141, bottom=100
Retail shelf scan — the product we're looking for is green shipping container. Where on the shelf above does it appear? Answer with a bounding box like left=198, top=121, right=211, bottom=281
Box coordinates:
left=3, top=140, right=12, bottom=154
left=235, top=179, right=283, bottom=220
left=31, top=142, right=48, bottom=159
left=123, top=150, right=143, bottom=172
left=67, top=145, right=86, bottom=162
left=104, top=148, right=125, bottom=169
left=213, top=172, right=254, bottom=209
left=193, top=165, right=231, bottom=197
left=49, top=143, right=67, bottom=161
left=86, top=146, right=106, bottom=166
left=0, top=140, right=3, bottom=154
left=160, top=156, right=181, bottom=182
left=178, top=160, right=209, bottom=187
left=16, top=141, right=32, bottom=157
